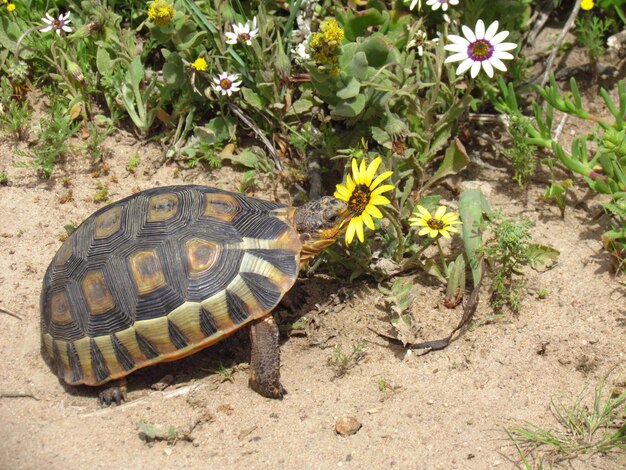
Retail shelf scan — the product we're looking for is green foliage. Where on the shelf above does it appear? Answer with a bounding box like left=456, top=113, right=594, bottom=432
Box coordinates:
left=494, top=75, right=626, bottom=271
left=327, top=342, right=365, bottom=379
left=19, top=99, right=80, bottom=178
left=576, top=14, right=613, bottom=63
left=484, top=217, right=533, bottom=314
left=506, top=371, right=626, bottom=465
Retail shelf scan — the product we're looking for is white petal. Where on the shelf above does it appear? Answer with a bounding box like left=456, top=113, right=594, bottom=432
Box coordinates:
left=490, top=30, right=510, bottom=45
left=447, top=34, right=470, bottom=46
left=494, top=42, right=517, bottom=52
left=62, top=26, right=72, bottom=32
left=444, top=43, right=469, bottom=53
left=482, top=60, right=494, bottom=78
left=41, top=25, right=53, bottom=32
left=445, top=52, right=469, bottom=63
left=46, top=13, right=55, bottom=21
left=450, top=0, right=459, bottom=4
left=474, top=20, right=485, bottom=40
left=456, top=58, right=474, bottom=75
left=484, top=21, right=499, bottom=41
left=432, top=2, right=441, bottom=10
left=489, top=56, right=508, bottom=71
left=493, top=50, right=514, bottom=60
left=470, top=61, right=481, bottom=78
left=461, top=25, right=476, bottom=43
left=441, top=3, right=448, bottom=11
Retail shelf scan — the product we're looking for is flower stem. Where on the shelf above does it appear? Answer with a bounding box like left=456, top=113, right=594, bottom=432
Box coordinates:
left=436, top=238, right=448, bottom=275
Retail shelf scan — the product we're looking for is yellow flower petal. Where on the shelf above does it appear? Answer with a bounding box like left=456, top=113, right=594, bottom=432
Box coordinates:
left=446, top=225, right=459, bottom=233
left=409, top=217, right=427, bottom=227
left=334, top=184, right=350, bottom=200
left=434, top=205, right=447, bottom=219
left=441, top=214, right=460, bottom=224
left=365, top=204, right=383, bottom=219
left=346, top=174, right=356, bottom=191
left=415, top=205, right=431, bottom=218
left=361, top=210, right=375, bottom=230
left=370, top=184, right=394, bottom=197
left=363, top=156, right=382, bottom=186
left=370, top=195, right=391, bottom=206
left=355, top=216, right=364, bottom=243
left=351, top=159, right=360, bottom=185
left=359, top=159, right=367, bottom=184
left=370, top=171, right=393, bottom=190
left=440, top=230, right=451, bottom=238
left=428, top=228, right=439, bottom=238
left=345, top=218, right=356, bottom=244
left=418, top=227, right=431, bottom=236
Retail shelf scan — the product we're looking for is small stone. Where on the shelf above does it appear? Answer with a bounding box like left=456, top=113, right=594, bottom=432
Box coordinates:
left=151, top=374, right=174, bottom=391
left=335, top=416, right=362, bottom=436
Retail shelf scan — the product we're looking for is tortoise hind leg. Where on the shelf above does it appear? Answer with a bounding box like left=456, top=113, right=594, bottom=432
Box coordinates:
left=248, top=315, right=286, bottom=399
left=98, top=378, right=128, bottom=406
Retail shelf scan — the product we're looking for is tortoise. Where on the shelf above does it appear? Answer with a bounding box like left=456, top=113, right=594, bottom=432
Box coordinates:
left=41, top=185, right=349, bottom=404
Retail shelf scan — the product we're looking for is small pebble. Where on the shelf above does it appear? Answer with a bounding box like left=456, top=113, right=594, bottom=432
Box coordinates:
left=335, top=416, right=362, bottom=436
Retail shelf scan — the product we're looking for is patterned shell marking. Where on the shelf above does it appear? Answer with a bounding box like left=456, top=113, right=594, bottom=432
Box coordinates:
left=40, top=185, right=302, bottom=386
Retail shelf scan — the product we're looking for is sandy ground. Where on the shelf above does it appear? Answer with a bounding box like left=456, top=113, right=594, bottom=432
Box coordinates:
left=0, top=121, right=624, bottom=470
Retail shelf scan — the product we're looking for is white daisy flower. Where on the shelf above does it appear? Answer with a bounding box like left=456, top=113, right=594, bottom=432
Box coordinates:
left=41, top=12, right=72, bottom=36
left=224, top=17, right=258, bottom=46
left=408, top=0, right=421, bottom=10
left=426, top=0, right=459, bottom=11
left=294, top=42, right=310, bottom=60
left=444, top=19, right=517, bottom=78
left=212, top=72, right=242, bottom=96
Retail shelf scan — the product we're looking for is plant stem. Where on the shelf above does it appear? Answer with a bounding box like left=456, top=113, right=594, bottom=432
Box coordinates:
left=381, top=206, right=404, bottom=263
left=436, top=238, right=448, bottom=274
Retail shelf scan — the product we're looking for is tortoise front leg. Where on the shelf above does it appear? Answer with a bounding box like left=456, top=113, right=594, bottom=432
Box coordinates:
left=248, top=315, right=286, bottom=398
left=98, top=377, right=127, bottom=406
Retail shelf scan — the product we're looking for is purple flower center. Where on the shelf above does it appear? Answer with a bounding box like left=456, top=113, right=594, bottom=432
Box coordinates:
left=239, top=32, right=251, bottom=41
left=468, top=39, right=493, bottom=61
left=219, top=78, right=232, bottom=90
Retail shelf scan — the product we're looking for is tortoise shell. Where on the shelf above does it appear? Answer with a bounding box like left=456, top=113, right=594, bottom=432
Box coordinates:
left=40, top=185, right=303, bottom=387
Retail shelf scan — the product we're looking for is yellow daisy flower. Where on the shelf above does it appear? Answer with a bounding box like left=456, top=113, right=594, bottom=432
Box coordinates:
left=191, top=57, right=208, bottom=71
left=7, top=3, right=16, bottom=11
left=409, top=205, right=462, bottom=238
left=334, top=156, right=394, bottom=244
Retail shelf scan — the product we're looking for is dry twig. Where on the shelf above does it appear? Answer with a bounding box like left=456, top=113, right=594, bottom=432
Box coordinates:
left=0, top=306, right=23, bottom=320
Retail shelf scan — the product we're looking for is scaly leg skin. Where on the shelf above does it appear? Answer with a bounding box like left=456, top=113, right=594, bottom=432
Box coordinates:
left=98, top=377, right=128, bottom=406
left=249, top=315, right=286, bottom=398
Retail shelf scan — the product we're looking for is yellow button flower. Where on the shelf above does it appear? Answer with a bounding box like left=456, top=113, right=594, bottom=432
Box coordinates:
left=191, top=57, right=208, bottom=71
left=409, top=205, right=462, bottom=238
left=334, top=156, right=394, bottom=244
left=7, top=3, right=15, bottom=11
left=581, top=0, right=594, bottom=10
left=147, top=0, right=175, bottom=27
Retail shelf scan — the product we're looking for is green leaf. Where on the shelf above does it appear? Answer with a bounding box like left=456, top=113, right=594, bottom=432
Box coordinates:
left=242, top=87, right=264, bottom=110
left=332, top=94, right=367, bottom=118
left=223, top=148, right=259, bottom=169
left=96, top=48, right=112, bottom=77
left=126, top=57, right=145, bottom=89
left=345, top=50, right=369, bottom=80
left=340, top=8, right=385, bottom=41
left=527, top=244, right=560, bottom=272
left=336, top=77, right=361, bottom=100
left=162, top=53, right=183, bottom=86
left=459, top=189, right=491, bottom=286
left=423, top=139, right=469, bottom=191
left=356, top=35, right=391, bottom=68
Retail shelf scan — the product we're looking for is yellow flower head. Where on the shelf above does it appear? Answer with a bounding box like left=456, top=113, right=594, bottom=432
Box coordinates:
left=581, top=0, right=594, bottom=10
left=309, top=18, right=344, bottom=72
left=409, top=205, right=462, bottom=239
left=191, top=57, right=208, bottom=71
left=7, top=3, right=15, bottom=11
left=334, top=156, right=394, bottom=244
left=147, top=0, right=175, bottom=27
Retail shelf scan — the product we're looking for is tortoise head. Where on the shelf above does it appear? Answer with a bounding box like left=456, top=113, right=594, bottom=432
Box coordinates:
left=293, top=196, right=350, bottom=263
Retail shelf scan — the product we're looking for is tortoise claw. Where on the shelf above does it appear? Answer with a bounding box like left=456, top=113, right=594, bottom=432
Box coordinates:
left=98, top=379, right=127, bottom=406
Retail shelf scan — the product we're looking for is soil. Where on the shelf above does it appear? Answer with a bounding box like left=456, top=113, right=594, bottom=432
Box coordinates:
left=1, top=32, right=625, bottom=470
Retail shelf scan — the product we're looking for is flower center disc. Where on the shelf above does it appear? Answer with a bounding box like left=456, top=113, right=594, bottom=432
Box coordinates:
left=220, top=78, right=232, bottom=90
left=348, top=185, right=370, bottom=215
left=240, top=33, right=251, bottom=41
left=427, top=218, right=445, bottom=230
left=468, top=39, right=493, bottom=61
